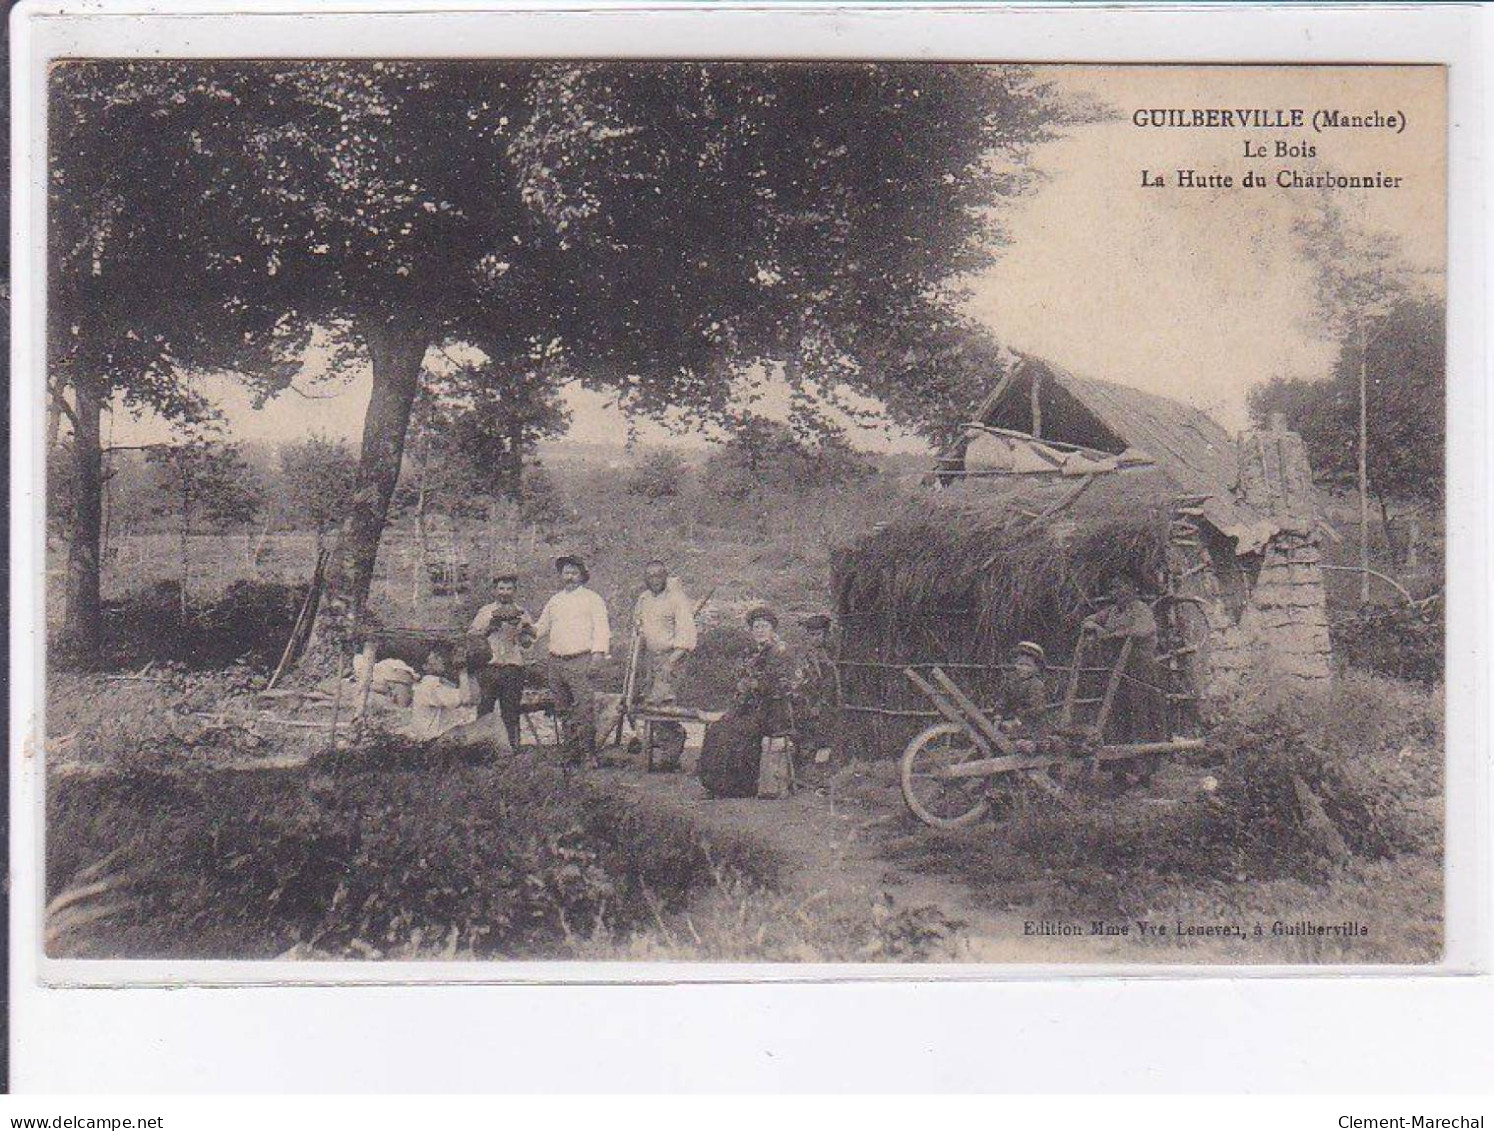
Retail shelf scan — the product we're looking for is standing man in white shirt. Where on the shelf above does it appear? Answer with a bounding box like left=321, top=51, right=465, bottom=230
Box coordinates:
left=532, top=554, right=611, bottom=767
left=631, top=560, right=697, bottom=771
left=632, top=559, right=697, bottom=706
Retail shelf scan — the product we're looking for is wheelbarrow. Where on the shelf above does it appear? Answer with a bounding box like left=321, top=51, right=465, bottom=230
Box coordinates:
left=897, top=638, right=1204, bottom=830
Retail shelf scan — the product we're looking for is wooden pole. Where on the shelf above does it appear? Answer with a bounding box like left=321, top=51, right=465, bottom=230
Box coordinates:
left=1060, top=627, right=1092, bottom=729
left=929, top=666, right=1014, bottom=755
left=901, top=668, right=994, bottom=757
left=1093, top=637, right=1134, bottom=743
left=326, top=647, right=348, bottom=754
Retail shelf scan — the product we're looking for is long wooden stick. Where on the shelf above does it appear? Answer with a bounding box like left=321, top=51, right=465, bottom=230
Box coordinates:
left=934, top=737, right=1206, bottom=780
left=352, top=639, right=379, bottom=732
left=326, top=647, right=348, bottom=753
left=902, top=668, right=994, bottom=757
left=929, top=666, right=1014, bottom=755
left=610, top=630, right=643, bottom=747
left=266, top=548, right=328, bottom=691
left=1093, top=636, right=1134, bottom=742
left=1060, top=627, right=1091, bottom=729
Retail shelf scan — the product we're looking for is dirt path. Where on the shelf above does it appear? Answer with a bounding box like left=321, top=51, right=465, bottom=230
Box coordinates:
left=592, top=751, right=1134, bottom=962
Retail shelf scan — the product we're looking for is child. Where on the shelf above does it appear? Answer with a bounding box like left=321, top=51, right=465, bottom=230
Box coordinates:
left=998, top=641, right=1050, bottom=736
left=409, top=648, right=479, bottom=742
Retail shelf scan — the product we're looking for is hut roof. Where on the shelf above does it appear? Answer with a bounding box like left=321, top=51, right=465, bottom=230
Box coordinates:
left=832, top=470, right=1180, bottom=651
left=974, top=352, right=1258, bottom=535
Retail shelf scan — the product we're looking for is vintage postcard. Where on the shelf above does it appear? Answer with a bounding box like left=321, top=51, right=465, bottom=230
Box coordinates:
left=28, top=43, right=1459, bottom=975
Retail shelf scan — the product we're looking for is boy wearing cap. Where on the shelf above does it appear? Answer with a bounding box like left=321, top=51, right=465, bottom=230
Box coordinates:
left=533, top=555, right=611, bottom=766
left=998, top=641, right=1051, bottom=736
left=468, top=571, right=536, bottom=752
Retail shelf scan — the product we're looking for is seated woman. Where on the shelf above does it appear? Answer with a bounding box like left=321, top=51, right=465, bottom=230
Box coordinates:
left=698, top=606, right=800, bottom=798
left=408, top=648, right=479, bottom=743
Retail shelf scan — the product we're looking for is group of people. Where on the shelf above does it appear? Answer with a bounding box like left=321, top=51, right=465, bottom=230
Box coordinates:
left=372, top=559, right=1166, bottom=791
left=394, top=554, right=841, bottom=783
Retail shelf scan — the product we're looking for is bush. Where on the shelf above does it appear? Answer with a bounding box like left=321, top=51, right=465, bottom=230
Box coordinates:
left=674, top=625, right=757, bottom=710
left=701, top=417, right=874, bottom=501
left=1192, top=707, right=1419, bottom=880
left=47, top=745, right=779, bottom=960
left=627, top=449, right=689, bottom=500
left=1331, top=600, right=1443, bottom=685
left=519, top=465, right=569, bottom=526
left=54, top=579, right=310, bottom=672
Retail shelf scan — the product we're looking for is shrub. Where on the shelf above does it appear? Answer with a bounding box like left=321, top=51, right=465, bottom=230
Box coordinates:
left=674, top=625, right=757, bottom=710
left=47, top=745, right=780, bottom=960
left=54, top=578, right=310, bottom=672
left=1330, top=600, right=1443, bottom=685
left=1193, top=706, right=1419, bottom=879
left=519, top=465, right=569, bottom=526
left=627, top=449, right=689, bottom=500
left=701, top=417, right=874, bottom=501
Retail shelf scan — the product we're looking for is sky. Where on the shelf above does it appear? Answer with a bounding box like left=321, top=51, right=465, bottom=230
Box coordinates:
left=104, top=64, right=1445, bottom=454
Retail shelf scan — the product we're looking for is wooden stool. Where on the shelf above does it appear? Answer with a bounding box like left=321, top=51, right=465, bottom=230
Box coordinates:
left=640, top=714, right=687, bottom=772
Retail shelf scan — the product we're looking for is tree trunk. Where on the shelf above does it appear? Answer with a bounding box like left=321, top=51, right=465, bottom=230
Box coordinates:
left=504, top=415, right=525, bottom=503
left=328, top=320, right=428, bottom=620
left=62, top=375, right=104, bottom=655
left=179, top=507, right=191, bottom=620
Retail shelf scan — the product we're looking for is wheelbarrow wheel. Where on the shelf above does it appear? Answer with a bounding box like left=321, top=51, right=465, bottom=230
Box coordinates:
left=900, top=722, right=990, bottom=830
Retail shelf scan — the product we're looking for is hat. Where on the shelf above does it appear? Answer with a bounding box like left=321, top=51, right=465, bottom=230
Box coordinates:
left=554, top=554, right=589, bottom=582
left=745, top=605, right=779, bottom=629
left=799, top=613, right=832, bottom=632
left=492, top=567, right=519, bottom=583
left=1013, top=641, right=1047, bottom=667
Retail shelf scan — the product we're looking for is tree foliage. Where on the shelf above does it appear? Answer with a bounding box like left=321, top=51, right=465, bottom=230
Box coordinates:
left=702, top=414, right=874, bottom=500
left=278, top=434, right=359, bottom=545
left=51, top=60, right=1084, bottom=629
left=1248, top=294, right=1444, bottom=505
left=146, top=439, right=263, bottom=612
left=407, top=353, right=570, bottom=512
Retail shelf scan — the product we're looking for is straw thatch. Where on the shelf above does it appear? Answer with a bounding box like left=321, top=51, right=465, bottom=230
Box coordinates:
left=832, top=469, right=1182, bottom=656
left=967, top=353, right=1256, bottom=534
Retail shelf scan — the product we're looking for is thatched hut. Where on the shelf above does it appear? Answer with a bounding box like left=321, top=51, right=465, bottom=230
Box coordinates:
left=832, top=352, right=1332, bottom=758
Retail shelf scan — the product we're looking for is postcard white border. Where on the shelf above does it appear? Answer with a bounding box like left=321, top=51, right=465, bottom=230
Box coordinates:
left=10, top=1, right=1492, bottom=1090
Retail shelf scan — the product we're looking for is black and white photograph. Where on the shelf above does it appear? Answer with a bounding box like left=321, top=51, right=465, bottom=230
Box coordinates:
left=35, top=56, right=1451, bottom=968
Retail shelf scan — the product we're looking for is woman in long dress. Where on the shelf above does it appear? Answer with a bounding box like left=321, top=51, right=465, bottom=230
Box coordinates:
left=698, top=606, right=800, bottom=798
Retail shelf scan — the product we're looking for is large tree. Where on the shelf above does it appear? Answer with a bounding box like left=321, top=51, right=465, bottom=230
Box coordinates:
left=48, top=64, right=303, bottom=652
left=1286, top=198, right=1435, bottom=600
left=1248, top=292, right=1446, bottom=514
left=51, top=61, right=1079, bottom=628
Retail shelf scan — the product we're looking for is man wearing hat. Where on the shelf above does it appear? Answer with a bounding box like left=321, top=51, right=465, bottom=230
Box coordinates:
left=467, top=569, right=536, bottom=752
left=795, top=613, right=841, bottom=767
left=998, top=641, right=1051, bottom=736
left=532, top=555, right=612, bottom=766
